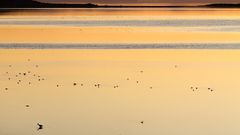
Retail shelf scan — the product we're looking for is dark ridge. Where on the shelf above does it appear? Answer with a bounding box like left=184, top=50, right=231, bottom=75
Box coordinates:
left=0, top=0, right=240, bottom=8
left=203, top=3, right=240, bottom=8
left=0, top=0, right=98, bottom=8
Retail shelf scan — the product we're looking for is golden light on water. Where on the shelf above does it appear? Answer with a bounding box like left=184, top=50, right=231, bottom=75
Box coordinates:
left=1, top=8, right=240, bottom=135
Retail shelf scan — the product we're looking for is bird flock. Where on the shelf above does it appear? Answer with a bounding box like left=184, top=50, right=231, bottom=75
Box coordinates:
left=1, top=59, right=215, bottom=130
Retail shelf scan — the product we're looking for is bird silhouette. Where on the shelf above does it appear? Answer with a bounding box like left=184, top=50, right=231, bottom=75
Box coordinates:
left=37, top=123, right=43, bottom=130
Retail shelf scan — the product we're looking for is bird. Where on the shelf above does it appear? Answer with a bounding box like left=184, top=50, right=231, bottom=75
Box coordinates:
left=37, top=123, right=43, bottom=130
left=149, top=86, right=153, bottom=89
left=73, top=83, right=77, bottom=86
left=5, top=88, right=8, bottom=90
left=25, top=105, right=30, bottom=107
left=140, top=121, right=144, bottom=124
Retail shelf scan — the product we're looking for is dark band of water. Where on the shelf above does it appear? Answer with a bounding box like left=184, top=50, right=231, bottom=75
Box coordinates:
left=1, top=19, right=240, bottom=27
left=0, top=43, right=240, bottom=49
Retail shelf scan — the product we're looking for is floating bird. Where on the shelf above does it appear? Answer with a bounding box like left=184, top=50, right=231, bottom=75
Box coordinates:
left=140, top=121, right=144, bottom=124
left=80, top=84, right=83, bottom=86
left=140, top=70, right=143, bottom=73
left=114, top=85, right=119, bottom=88
left=136, top=81, right=139, bottom=83
left=57, top=85, right=59, bottom=87
left=23, top=73, right=26, bottom=76
left=25, top=105, right=30, bottom=107
left=126, top=78, right=129, bottom=80
left=37, top=123, right=43, bottom=130
left=73, top=83, right=77, bottom=86
left=94, top=84, right=100, bottom=88
left=5, top=88, right=8, bottom=90
left=150, top=87, right=153, bottom=89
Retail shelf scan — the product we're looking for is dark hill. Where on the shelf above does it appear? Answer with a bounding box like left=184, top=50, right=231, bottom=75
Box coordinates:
left=0, top=0, right=98, bottom=8
left=0, top=0, right=240, bottom=8
left=204, top=3, right=240, bottom=8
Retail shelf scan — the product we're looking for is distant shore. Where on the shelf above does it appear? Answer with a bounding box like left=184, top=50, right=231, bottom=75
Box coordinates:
left=0, top=0, right=240, bottom=8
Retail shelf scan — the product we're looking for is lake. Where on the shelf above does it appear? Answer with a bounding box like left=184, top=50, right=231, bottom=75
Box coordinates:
left=1, top=8, right=240, bottom=135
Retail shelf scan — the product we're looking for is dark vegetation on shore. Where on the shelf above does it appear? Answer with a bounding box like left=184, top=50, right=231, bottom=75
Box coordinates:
left=0, top=0, right=240, bottom=8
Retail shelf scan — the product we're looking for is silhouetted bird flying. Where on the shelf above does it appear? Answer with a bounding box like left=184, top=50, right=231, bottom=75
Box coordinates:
left=37, top=123, right=43, bottom=130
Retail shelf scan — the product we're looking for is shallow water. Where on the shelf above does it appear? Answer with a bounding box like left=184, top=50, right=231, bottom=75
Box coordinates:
left=1, top=49, right=240, bottom=135
left=1, top=8, right=240, bottom=135
left=0, top=8, right=240, bottom=44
